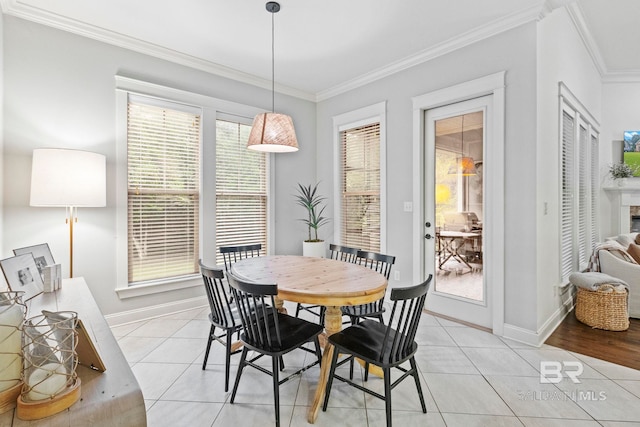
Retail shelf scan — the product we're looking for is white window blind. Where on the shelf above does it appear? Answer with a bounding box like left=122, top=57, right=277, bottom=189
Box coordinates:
left=215, top=119, right=268, bottom=266
left=127, top=99, right=201, bottom=283
left=577, top=123, right=589, bottom=267
left=560, top=109, right=575, bottom=281
left=559, top=91, right=599, bottom=282
left=590, top=131, right=600, bottom=249
left=340, top=123, right=381, bottom=252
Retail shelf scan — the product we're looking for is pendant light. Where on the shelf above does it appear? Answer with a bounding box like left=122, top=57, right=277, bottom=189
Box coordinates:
left=448, top=114, right=477, bottom=176
left=247, top=1, right=299, bottom=153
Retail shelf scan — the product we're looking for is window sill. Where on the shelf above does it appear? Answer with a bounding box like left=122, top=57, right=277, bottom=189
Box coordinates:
left=115, top=274, right=201, bottom=299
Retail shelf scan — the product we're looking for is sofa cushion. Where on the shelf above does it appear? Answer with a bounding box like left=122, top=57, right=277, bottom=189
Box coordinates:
left=616, top=233, right=639, bottom=247
left=628, top=243, right=640, bottom=264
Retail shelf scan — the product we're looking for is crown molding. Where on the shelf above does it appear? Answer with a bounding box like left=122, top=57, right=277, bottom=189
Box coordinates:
left=564, top=2, right=640, bottom=84
left=7, top=0, right=637, bottom=102
left=0, top=0, right=316, bottom=102
left=317, top=3, right=545, bottom=101
left=565, top=2, right=607, bottom=76
left=601, top=71, right=640, bottom=84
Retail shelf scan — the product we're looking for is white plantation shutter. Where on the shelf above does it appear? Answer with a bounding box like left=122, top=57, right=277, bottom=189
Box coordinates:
left=127, top=99, right=201, bottom=283
left=577, top=123, right=589, bottom=267
left=215, top=119, right=268, bottom=266
left=340, top=123, right=381, bottom=252
left=560, top=109, right=575, bottom=281
left=559, top=89, right=599, bottom=282
left=590, top=131, right=600, bottom=249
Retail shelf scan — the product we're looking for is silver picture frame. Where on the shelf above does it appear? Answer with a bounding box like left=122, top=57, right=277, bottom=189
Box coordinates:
left=0, top=253, right=44, bottom=301
left=13, top=243, right=55, bottom=277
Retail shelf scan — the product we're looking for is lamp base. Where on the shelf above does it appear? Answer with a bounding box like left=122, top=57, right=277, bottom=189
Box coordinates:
left=16, top=379, right=81, bottom=420
left=0, top=381, right=22, bottom=414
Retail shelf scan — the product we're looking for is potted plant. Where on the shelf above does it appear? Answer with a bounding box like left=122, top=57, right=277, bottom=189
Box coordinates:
left=609, top=162, right=635, bottom=186
left=295, top=182, right=330, bottom=257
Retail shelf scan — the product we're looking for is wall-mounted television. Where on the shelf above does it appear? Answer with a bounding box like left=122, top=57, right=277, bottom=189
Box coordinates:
left=623, top=130, right=640, bottom=177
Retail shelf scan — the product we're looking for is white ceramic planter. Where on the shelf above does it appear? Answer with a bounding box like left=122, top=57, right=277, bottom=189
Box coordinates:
left=303, top=241, right=326, bottom=258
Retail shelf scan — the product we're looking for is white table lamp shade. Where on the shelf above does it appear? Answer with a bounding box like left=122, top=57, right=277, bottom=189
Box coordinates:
left=30, top=149, right=106, bottom=207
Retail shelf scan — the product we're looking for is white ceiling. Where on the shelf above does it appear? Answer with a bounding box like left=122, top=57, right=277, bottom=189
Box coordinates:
left=1, top=0, right=638, bottom=100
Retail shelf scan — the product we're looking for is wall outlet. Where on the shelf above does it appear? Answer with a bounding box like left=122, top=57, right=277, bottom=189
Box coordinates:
left=403, top=202, right=413, bottom=212
left=394, top=271, right=400, bottom=281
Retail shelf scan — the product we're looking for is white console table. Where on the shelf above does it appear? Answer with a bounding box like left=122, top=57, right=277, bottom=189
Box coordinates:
left=0, top=277, right=147, bottom=426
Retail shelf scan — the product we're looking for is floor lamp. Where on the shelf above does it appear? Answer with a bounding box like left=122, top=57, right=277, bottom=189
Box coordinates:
left=30, top=149, right=106, bottom=278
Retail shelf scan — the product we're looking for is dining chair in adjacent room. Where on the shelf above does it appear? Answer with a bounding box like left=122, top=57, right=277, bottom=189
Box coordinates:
left=295, top=243, right=360, bottom=324
left=199, top=261, right=243, bottom=392
left=219, top=243, right=262, bottom=272
left=323, top=275, right=433, bottom=427
left=227, top=271, right=323, bottom=427
left=341, top=250, right=395, bottom=325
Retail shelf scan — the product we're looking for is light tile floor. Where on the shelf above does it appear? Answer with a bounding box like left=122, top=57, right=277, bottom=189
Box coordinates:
left=112, top=302, right=640, bottom=427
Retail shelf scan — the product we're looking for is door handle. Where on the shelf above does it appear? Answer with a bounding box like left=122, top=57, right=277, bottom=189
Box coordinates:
left=424, top=233, right=433, bottom=239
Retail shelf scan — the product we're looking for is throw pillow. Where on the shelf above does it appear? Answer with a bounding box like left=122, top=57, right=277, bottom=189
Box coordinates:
left=635, top=234, right=640, bottom=245
left=627, top=243, right=640, bottom=264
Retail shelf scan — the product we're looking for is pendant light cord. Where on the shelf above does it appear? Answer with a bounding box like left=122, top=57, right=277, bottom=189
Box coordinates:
left=271, top=10, right=275, bottom=113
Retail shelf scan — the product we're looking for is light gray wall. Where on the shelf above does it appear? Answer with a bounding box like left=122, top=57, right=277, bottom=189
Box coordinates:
left=2, top=16, right=316, bottom=315
left=536, top=7, right=603, bottom=331
left=0, top=13, right=3, bottom=258
left=316, top=23, right=539, bottom=332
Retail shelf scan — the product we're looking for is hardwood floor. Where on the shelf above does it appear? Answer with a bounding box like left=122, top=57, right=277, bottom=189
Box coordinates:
left=545, top=310, right=640, bottom=371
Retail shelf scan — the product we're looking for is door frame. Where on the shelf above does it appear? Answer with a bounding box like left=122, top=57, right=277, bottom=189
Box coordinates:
left=411, top=72, right=505, bottom=335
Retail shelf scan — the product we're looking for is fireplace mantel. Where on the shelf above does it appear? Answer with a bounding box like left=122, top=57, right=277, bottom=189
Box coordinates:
left=604, top=181, right=640, bottom=234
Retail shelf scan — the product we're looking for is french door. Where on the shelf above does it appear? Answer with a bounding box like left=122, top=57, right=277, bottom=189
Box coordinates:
left=424, top=96, right=493, bottom=329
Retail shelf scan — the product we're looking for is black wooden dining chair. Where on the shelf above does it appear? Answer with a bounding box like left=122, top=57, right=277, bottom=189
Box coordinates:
left=341, top=250, right=395, bottom=325
left=329, top=243, right=360, bottom=263
left=219, top=243, right=262, bottom=272
left=323, top=275, right=433, bottom=427
left=227, top=271, right=323, bottom=427
left=199, top=260, right=243, bottom=392
left=295, top=243, right=360, bottom=324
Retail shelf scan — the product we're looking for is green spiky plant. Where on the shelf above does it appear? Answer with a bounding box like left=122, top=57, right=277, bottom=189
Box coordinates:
left=295, top=182, right=330, bottom=242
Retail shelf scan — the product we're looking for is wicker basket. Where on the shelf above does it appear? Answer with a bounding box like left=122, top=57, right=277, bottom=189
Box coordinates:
left=575, top=284, right=629, bottom=331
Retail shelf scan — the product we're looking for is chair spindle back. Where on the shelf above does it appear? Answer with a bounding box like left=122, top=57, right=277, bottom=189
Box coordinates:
left=200, top=261, right=236, bottom=328
left=329, top=244, right=360, bottom=263
left=380, top=274, right=432, bottom=363
left=227, top=272, right=281, bottom=350
left=220, top=244, right=262, bottom=271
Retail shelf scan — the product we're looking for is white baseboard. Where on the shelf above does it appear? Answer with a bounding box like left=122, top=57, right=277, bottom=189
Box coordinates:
left=104, top=295, right=208, bottom=327
left=502, top=323, right=541, bottom=347
left=502, top=290, right=575, bottom=347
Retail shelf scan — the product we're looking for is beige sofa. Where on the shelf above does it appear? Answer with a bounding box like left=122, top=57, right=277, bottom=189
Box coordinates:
left=599, top=233, right=640, bottom=318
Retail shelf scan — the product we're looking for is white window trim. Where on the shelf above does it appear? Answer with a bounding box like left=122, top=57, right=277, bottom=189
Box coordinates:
left=332, top=101, right=387, bottom=252
left=115, top=76, right=272, bottom=299
left=558, top=82, right=600, bottom=281
left=411, top=71, right=506, bottom=336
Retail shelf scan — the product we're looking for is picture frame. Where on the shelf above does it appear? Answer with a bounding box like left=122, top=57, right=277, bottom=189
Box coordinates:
left=13, top=243, right=55, bottom=277
left=0, top=253, right=44, bottom=301
left=623, top=131, right=640, bottom=177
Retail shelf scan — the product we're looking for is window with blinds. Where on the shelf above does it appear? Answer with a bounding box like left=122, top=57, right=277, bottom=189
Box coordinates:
left=340, top=123, right=381, bottom=252
left=559, top=96, right=599, bottom=282
left=127, top=99, right=201, bottom=284
left=560, top=110, right=575, bottom=281
left=215, top=119, right=268, bottom=266
left=590, top=132, right=600, bottom=250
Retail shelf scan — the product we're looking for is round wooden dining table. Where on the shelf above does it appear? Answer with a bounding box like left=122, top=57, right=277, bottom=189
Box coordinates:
left=231, top=255, right=387, bottom=424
